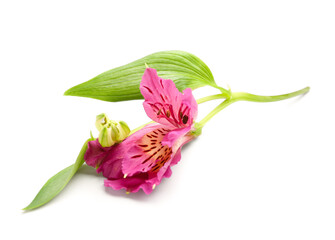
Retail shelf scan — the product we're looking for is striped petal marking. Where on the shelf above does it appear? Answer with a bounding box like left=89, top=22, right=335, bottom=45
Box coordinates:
left=126, top=127, right=174, bottom=175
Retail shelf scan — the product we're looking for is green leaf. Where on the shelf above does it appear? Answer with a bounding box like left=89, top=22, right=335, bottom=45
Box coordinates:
left=23, top=138, right=92, bottom=211
left=64, top=50, right=229, bottom=102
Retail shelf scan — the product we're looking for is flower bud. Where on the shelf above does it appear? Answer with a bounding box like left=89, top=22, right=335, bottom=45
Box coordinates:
left=95, top=113, right=130, bottom=147
left=95, top=113, right=109, bottom=132
left=98, top=123, right=117, bottom=147
left=115, top=121, right=130, bottom=142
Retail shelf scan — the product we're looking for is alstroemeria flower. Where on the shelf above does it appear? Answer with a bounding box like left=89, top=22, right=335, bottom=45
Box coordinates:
left=84, top=68, right=198, bottom=194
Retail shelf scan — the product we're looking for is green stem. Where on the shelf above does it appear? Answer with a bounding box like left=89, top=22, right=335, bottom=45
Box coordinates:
left=198, top=86, right=310, bottom=127
left=212, top=85, right=232, bottom=99
left=198, top=99, right=237, bottom=127
left=196, top=94, right=226, bottom=104
left=232, top=87, right=310, bottom=102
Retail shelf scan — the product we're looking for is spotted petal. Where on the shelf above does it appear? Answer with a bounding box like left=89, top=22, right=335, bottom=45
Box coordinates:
left=121, top=123, right=190, bottom=175
left=140, top=68, right=198, bottom=129
left=104, top=139, right=183, bottom=194
left=122, top=124, right=173, bottom=177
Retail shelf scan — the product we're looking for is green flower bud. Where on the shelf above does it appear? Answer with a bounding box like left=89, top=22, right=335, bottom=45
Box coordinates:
left=95, top=113, right=109, bottom=132
left=95, top=113, right=130, bottom=147
left=98, top=123, right=117, bottom=147
left=115, top=121, right=130, bottom=142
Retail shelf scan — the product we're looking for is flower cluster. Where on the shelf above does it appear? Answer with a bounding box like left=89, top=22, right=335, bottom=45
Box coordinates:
left=84, top=68, right=199, bottom=194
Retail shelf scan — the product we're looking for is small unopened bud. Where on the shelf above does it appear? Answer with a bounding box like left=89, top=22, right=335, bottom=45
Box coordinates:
left=95, top=113, right=130, bottom=147
left=115, top=121, right=130, bottom=142
left=95, top=113, right=108, bottom=132
left=99, top=124, right=117, bottom=147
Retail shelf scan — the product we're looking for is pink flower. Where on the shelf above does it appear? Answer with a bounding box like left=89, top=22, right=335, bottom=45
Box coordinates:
left=84, top=68, right=198, bottom=194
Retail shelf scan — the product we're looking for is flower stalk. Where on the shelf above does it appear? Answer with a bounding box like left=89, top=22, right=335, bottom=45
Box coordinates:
left=198, top=86, right=310, bottom=128
left=196, top=94, right=227, bottom=104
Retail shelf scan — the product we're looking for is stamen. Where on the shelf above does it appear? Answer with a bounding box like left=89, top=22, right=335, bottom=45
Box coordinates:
left=182, top=115, right=189, bottom=124
left=123, top=174, right=127, bottom=178
left=160, top=107, right=178, bottom=126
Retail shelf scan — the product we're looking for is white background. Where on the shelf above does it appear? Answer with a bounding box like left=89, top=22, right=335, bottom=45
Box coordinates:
left=1, top=1, right=334, bottom=239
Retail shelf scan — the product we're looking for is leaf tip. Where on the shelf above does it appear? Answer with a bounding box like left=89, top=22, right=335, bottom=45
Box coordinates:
left=64, top=84, right=83, bottom=97
left=22, top=205, right=31, bottom=211
left=63, top=88, right=74, bottom=96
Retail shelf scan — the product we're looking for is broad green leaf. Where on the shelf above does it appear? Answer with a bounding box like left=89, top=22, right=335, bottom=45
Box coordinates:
left=23, top=138, right=92, bottom=211
left=64, top=50, right=229, bottom=102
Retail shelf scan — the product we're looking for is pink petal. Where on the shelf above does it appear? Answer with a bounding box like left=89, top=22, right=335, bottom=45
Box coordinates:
left=170, top=148, right=182, bottom=166
left=84, top=139, right=112, bottom=168
left=121, top=123, right=175, bottom=177
left=121, top=122, right=195, bottom=181
left=97, top=123, right=159, bottom=179
left=163, top=167, right=173, bottom=178
left=181, top=88, right=198, bottom=122
left=101, top=124, right=195, bottom=194
left=140, top=68, right=198, bottom=128
left=84, top=139, right=124, bottom=178
left=104, top=172, right=160, bottom=194
left=103, top=146, right=185, bottom=194
left=97, top=152, right=123, bottom=179
left=161, top=126, right=192, bottom=148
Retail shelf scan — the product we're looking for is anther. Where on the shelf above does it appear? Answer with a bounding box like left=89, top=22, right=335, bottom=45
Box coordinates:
left=182, top=115, right=189, bottom=124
